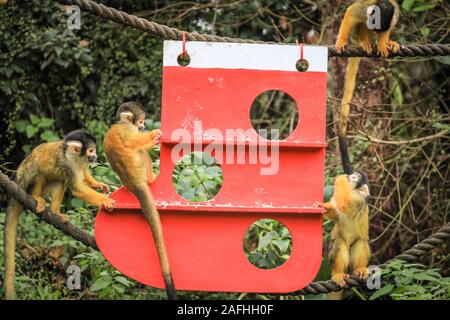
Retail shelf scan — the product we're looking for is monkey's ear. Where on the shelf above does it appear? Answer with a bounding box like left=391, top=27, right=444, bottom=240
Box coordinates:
left=120, top=111, right=134, bottom=123
left=66, top=141, right=83, bottom=154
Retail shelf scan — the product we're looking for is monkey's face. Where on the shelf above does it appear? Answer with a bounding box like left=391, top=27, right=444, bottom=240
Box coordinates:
left=85, top=144, right=98, bottom=163
left=134, top=117, right=146, bottom=132
left=349, top=171, right=370, bottom=196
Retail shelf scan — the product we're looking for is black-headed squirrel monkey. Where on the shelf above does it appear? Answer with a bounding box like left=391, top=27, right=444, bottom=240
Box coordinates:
left=103, top=102, right=177, bottom=300
left=321, top=172, right=370, bottom=287
left=4, top=130, right=115, bottom=299
left=336, top=0, right=400, bottom=174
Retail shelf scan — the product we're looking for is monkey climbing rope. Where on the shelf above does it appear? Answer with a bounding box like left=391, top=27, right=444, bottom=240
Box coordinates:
left=0, top=0, right=449, bottom=295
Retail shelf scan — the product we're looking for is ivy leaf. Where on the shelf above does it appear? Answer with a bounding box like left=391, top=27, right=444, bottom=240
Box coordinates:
left=25, top=125, right=39, bottom=138
left=37, top=118, right=55, bottom=128
left=14, top=120, right=29, bottom=133
left=90, top=278, right=111, bottom=291
left=370, top=284, right=394, bottom=300
left=40, top=130, right=59, bottom=142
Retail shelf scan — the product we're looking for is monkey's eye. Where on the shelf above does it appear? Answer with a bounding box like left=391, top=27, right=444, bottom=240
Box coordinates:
left=349, top=174, right=359, bottom=181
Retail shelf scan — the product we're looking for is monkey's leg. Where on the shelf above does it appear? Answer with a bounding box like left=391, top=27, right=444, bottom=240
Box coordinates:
left=357, top=25, right=373, bottom=54
left=350, top=239, right=371, bottom=279
left=31, top=175, right=47, bottom=213
left=377, top=29, right=398, bottom=58
left=330, top=238, right=350, bottom=287
left=45, top=181, right=69, bottom=223
left=336, top=4, right=357, bottom=52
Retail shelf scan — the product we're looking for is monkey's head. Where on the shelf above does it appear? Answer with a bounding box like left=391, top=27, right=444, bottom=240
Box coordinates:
left=348, top=171, right=370, bottom=197
left=116, top=101, right=146, bottom=131
left=366, top=0, right=396, bottom=33
left=63, top=130, right=98, bottom=164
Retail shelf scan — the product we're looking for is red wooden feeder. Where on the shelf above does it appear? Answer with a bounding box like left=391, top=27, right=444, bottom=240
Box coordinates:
left=95, top=41, right=328, bottom=293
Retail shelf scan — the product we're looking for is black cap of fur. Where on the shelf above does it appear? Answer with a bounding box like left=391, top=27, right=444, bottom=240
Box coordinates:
left=116, top=101, right=146, bottom=124
left=354, top=170, right=370, bottom=190
left=371, top=0, right=395, bottom=33
left=63, top=130, right=96, bottom=154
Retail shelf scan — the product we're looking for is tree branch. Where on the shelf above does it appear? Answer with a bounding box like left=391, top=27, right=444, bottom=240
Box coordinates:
left=0, top=170, right=98, bottom=250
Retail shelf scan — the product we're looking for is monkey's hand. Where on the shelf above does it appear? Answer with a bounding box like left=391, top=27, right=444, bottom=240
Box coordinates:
left=151, top=129, right=163, bottom=145
left=102, top=198, right=116, bottom=212
left=359, top=40, right=373, bottom=55
left=331, top=273, right=349, bottom=287
left=335, top=39, right=348, bottom=54
left=56, top=213, right=69, bottom=224
left=354, top=267, right=369, bottom=280
left=387, top=40, right=400, bottom=53
left=97, top=182, right=110, bottom=194
left=34, top=197, right=47, bottom=214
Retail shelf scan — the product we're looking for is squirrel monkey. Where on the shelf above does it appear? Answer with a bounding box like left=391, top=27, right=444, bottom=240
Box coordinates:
left=103, top=102, right=177, bottom=300
left=336, top=0, right=400, bottom=174
left=4, top=130, right=115, bottom=299
left=321, top=172, right=370, bottom=287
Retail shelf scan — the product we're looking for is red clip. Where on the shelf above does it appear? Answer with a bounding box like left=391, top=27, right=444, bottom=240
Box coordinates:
left=296, top=39, right=304, bottom=60
left=182, top=31, right=187, bottom=58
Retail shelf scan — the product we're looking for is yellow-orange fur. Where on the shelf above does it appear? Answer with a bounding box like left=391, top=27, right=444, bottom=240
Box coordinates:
left=103, top=107, right=177, bottom=300
left=336, top=0, right=400, bottom=174
left=323, top=175, right=370, bottom=287
left=4, top=140, right=113, bottom=300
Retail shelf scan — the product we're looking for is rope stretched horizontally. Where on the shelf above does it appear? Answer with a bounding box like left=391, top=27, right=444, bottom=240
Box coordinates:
left=55, top=0, right=450, bottom=58
left=0, top=170, right=449, bottom=294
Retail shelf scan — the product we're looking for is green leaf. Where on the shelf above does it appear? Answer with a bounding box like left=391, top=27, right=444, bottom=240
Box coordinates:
left=402, top=0, right=415, bottom=11
left=37, top=118, right=55, bottom=128
left=40, top=130, right=59, bottom=142
left=25, top=125, right=39, bottom=138
left=370, top=284, right=394, bottom=300
left=14, top=120, right=29, bottom=133
left=258, top=231, right=277, bottom=250
left=413, top=4, right=436, bottom=12
left=273, top=239, right=290, bottom=253
left=29, top=114, right=40, bottom=125
left=433, top=123, right=450, bottom=131
left=90, top=278, right=111, bottom=291
left=115, top=276, right=132, bottom=287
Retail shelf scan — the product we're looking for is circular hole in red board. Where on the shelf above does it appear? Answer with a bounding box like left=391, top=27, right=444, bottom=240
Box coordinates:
left=249, top=90, right=299, bottom=140
left=172, top=151, right=223, bottom=202
left=177, top=52, right=191, bottom=66
left=243, top=219, right=293, bottom=270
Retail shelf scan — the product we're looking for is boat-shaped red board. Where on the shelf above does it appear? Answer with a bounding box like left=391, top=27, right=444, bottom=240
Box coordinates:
left=95, top=41, right=328, bottom=293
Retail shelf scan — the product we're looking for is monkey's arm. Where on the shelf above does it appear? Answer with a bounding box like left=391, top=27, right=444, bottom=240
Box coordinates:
left=31, top=175, right=47, bottom=213
left=71, top=183, right=115, bottom=211
left=84, top=168, right=109, bottom=193
left=323, top=202, right=338, bottom=220
left=123, top=130, right=160, bottom=150
left=336, top=3, right=360, bottom=51
left=333, top=175, right=354, bottom=213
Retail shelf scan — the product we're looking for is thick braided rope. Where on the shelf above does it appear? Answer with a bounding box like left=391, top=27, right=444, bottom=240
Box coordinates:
left=1, top=169, right=449, bottom=294
left=295, top=223, right=450, bottom=295
left=56, top=0, right=450, bottom=57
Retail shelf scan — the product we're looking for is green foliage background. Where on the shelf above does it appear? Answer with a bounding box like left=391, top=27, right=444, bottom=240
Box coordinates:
left=0, top=0, right=449, bottom=300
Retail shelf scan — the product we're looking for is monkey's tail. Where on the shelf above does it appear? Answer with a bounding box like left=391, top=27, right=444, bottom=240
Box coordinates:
left=4, top=199, right=23, bottom=300
left=339, top=57, right=361, bottom=175
left=133, top=184, right=177, bottom=300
